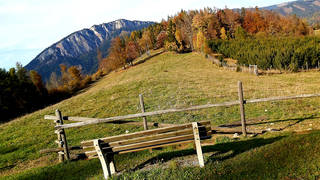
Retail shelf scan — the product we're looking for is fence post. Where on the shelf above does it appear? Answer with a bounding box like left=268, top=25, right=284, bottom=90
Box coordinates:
left=139, top=94, right=148, bottom=130
left=254, top=65, right=258, bottom=76
left=55, top=109, right=70, bottom=161
left=238, top=81, right=247, bottom=137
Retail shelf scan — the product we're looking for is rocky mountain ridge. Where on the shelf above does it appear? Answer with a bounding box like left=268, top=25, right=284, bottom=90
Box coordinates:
left=263, top=0, right=320, bottom=25
left=25, top=19, right=154, bottom=81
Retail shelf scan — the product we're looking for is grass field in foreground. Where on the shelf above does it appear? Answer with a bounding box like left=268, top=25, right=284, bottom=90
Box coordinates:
left=2, top=51, right=320, bottom=179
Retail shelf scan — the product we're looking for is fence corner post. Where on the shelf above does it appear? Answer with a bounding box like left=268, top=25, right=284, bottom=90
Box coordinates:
left=237, top=81, right=247, bottom=137
left=55, top=109, right=70, bottom=161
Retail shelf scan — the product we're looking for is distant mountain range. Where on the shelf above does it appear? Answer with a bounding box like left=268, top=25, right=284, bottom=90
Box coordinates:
left=25, top=19, right=154, bottom=81
left=263, top=0, right=320, bottom=25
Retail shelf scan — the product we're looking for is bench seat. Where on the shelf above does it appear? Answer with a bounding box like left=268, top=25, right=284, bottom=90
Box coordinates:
left=81, top=121, right=211, bottom=179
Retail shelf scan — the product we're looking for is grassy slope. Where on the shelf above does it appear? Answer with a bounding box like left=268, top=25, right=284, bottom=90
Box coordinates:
left=1, top=51, right=320, bottom=179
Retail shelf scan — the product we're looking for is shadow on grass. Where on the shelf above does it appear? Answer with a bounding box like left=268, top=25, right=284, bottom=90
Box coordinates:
left=3, top=159, right=102, bottom=180
left=132, top=136, right=285, bottom=171
left=220, top=115, right=317, bottom=128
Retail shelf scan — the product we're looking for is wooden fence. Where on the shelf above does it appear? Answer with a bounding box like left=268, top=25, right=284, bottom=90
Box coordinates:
left=44, top=81, right=320, bottom=162
left=206, top=54, right=259, bottom=76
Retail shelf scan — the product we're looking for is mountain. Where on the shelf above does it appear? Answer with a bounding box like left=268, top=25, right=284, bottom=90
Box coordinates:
left=263, top=0, right=320, bottom=25
left=25, top=19, right=154, bottom=81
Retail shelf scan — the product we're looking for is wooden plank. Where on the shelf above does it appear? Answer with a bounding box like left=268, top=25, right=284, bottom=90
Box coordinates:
left=45, top=115, right=174, bottom=128
left=238, top=81, right=247, bottom=137
left=81, top=121, right=210, bottom=146
left=45, top=115, right=60, bottom=120
left=81, top=124, right=190, bottom=146
left=82, top=128, right=194, bottom=150
left=87, top=139, right=196, bottom=159
left=45, top=115, right=99, bottom=121
left=55, top=100, right=237, bottom=129
left=139, top=94, right=148, bottom=130
left=56, top=110, right=70, bottom=160
left=246, top=93, right=320, bottom=104
left=119, top=139, right=194, bottom=154
left=85, top=134, right=195, bottom=156
left=86, top=134, right=211, bottom=157
left=94, top=140, right=111, bottom=179
left=212, top=127, right=262, bottom=134
left=192, top=122, right=205, bottom=167
left=122, top=122, right=174, bottom=128
left=83, top=125, right=211, bottom=152
left=108, top=125, right=209, bottom=148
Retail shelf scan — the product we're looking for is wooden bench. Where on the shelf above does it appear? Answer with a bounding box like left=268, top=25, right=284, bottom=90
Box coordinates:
left=81, top=121, right=211, bottom=179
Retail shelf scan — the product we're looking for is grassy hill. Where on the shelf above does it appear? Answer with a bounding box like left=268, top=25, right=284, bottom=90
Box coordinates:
left=2, top=51, right=320, bottom=179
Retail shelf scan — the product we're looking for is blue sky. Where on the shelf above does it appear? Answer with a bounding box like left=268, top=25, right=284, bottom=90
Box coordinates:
left=0, top=0, right=294, bottom=70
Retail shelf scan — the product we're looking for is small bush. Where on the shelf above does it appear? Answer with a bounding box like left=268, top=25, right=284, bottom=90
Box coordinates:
left=236, top=66, right=242, bottom=72
left=216, top=136, right=232, bottom=144
left=165, top=41, right=178, bottom=51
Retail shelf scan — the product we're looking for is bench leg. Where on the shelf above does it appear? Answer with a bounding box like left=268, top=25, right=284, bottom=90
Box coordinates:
left=192, top=122, right=205, bottom=167
left=108, top=154, right=116, bottom=175
left=94, top=140, right=116, bottom=179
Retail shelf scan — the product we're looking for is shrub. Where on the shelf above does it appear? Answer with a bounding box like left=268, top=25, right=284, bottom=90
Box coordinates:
left=165, top=41, right=178, bottom=51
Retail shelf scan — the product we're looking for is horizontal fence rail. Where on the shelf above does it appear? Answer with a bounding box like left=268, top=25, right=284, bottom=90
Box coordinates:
left=50, top=93, right=320, bottom=130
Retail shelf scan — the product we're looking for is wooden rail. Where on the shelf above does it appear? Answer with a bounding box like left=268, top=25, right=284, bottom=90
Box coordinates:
left=44, top=81, right=320, bottom=163
left=51, top=93, right=320, bottom=130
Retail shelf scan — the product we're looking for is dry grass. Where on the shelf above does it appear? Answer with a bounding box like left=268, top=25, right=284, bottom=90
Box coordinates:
left=2, top=51, right=320, bottom=179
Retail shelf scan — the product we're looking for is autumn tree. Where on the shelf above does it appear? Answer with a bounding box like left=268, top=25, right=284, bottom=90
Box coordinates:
left=67, top=66, right=82, bottom=90
left=47, top=72, right=60, bottom=89
left=207, top=16, right=220, bottom=39
left=109, top=37, right=127, bottom=69
left=243, top=8, right=267, bottom=34
left=174, top=10, right=194, bottom=52
left=139, top=30, right=153, bottom=53
left=166, top=19, right=176, bottom=43
left=29, top=70, right=47, bottom=96
left=126, top=40, right=139, bottom=65
left=130, top=31, right=142, bottom=55
left=156, top=31, right=167, bottom=49
left=60, top=64, right=69, bottom=87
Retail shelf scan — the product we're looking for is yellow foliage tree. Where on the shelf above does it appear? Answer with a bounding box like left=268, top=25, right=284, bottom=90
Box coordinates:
left=220, top=27, right=227, bottom=40
left=196, top=31, right=205, bottom=52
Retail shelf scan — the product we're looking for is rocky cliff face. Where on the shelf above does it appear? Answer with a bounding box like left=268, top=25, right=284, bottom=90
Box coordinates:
left=25, top=19, right=154, bottom=81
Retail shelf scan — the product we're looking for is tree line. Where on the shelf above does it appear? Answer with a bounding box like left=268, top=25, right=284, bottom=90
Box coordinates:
left=0, top=63, right=103, bottom=123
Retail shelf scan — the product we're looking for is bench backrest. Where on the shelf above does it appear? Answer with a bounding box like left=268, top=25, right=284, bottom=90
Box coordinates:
left=81, top=121, right=211, bottom=159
